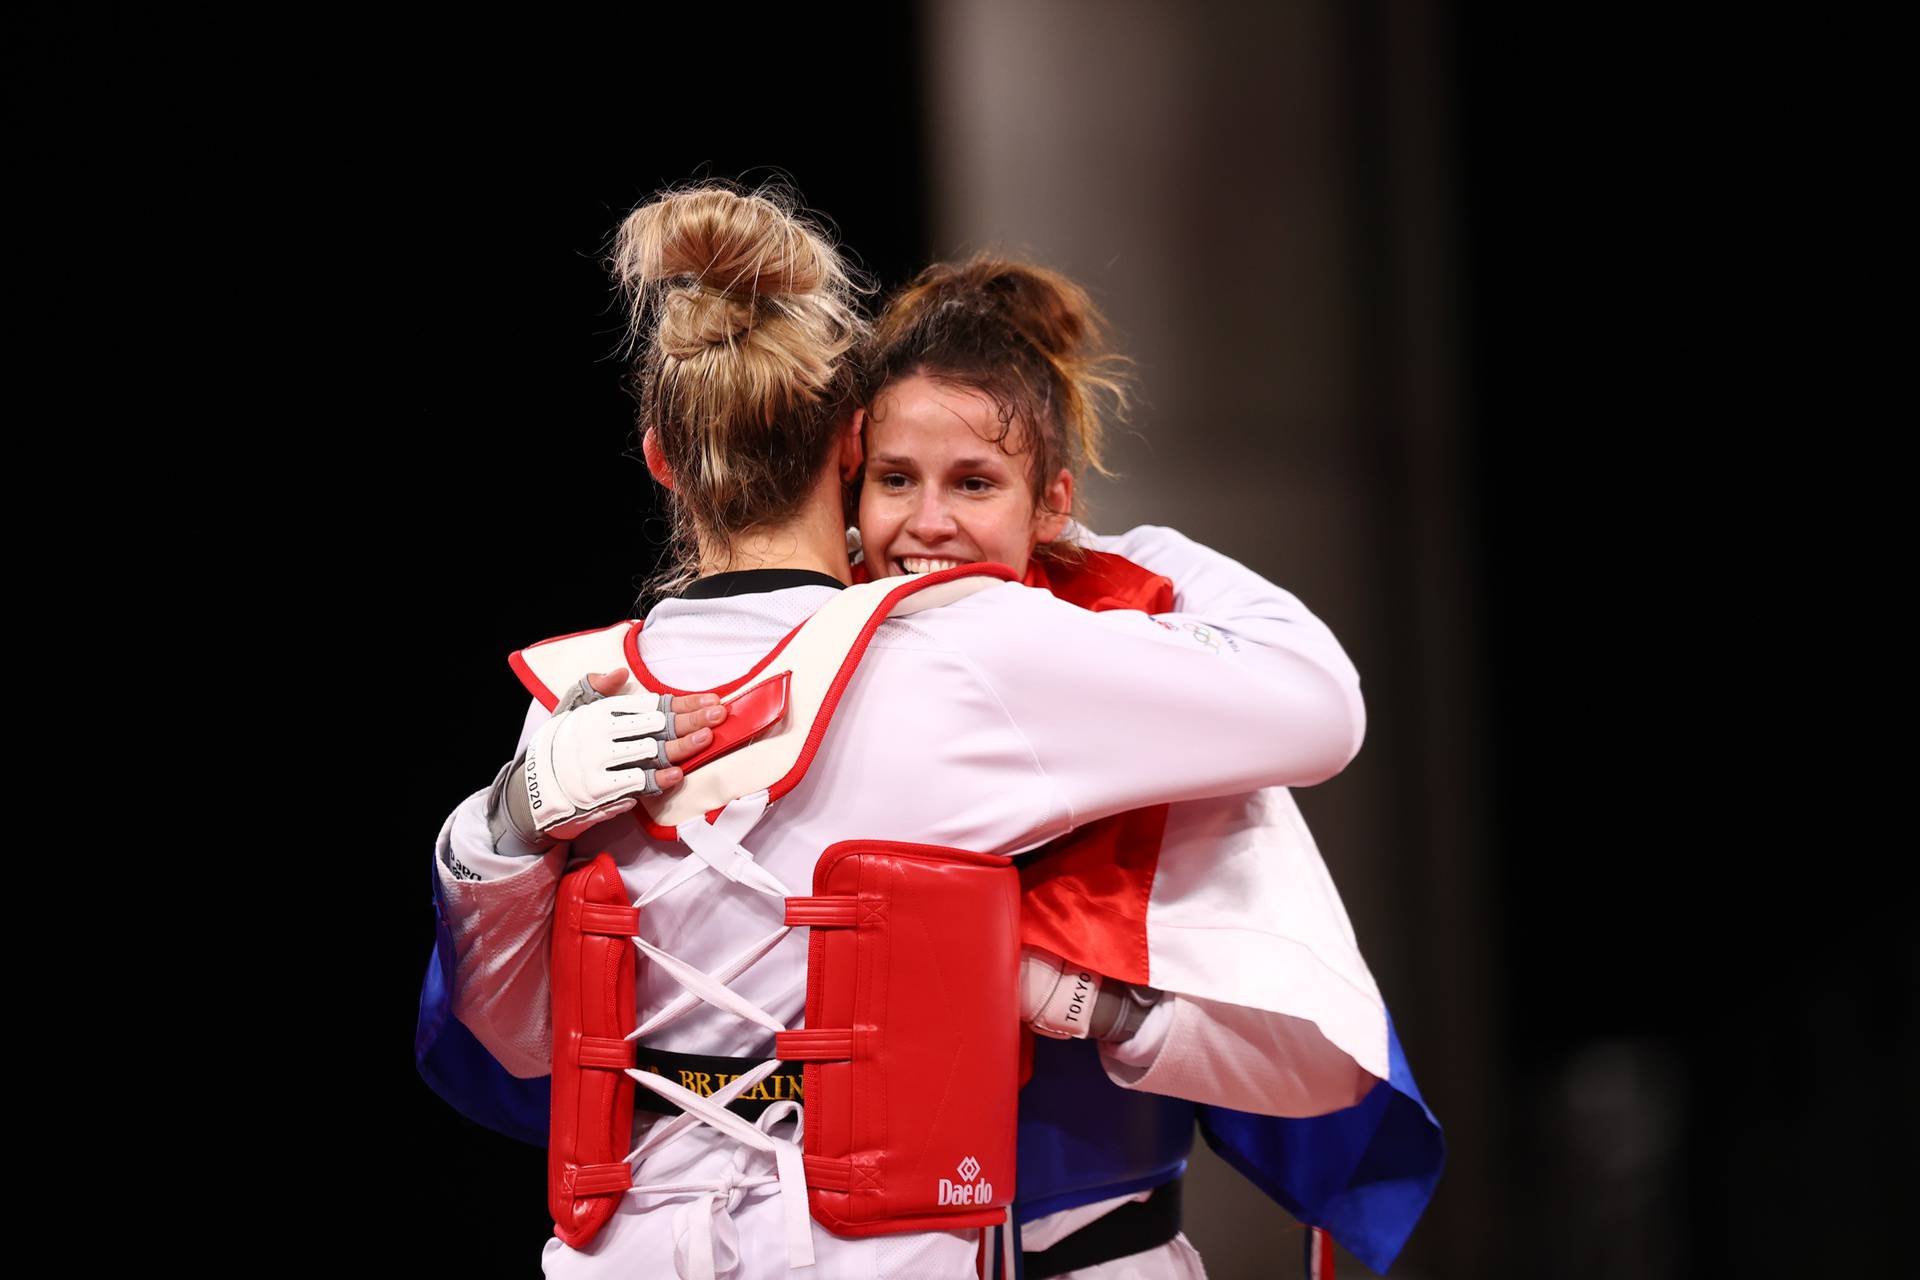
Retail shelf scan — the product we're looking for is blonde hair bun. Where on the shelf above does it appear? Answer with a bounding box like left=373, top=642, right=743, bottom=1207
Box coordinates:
left=613, top=185, right=853, bottom=374
left=610, top=183, right=870, bottom=595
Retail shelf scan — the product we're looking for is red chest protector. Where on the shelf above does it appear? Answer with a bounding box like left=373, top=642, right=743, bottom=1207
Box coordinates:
left=548, top=857, right=641, bottom=1246
left=519, top=565, right=1025, bottom=1258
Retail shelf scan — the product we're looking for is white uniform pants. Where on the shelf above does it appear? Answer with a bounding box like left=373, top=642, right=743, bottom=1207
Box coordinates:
left=541, top=1120, right=981, bottom=1280
left=1045, top=1235, right=1208, bottom=1280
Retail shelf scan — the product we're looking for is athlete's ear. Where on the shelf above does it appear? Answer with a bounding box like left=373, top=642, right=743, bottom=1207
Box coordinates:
left=839, top=407, right=867, bottom=483
left=642, top=426, right=675, bottom=491
left=1034, top=467, right=1073, bottom=543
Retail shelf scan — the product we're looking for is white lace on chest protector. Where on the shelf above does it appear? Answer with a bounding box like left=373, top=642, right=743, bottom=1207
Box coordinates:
left=612, top=791, right=814, bottom=1280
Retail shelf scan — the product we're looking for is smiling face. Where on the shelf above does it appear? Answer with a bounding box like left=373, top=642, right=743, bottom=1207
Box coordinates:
left=858, top=373, right=1073, bottom=580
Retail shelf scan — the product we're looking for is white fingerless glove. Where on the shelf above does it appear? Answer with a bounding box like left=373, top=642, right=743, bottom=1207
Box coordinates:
left=484, top=675, right=679, bottom=852
left=1019, top=946, right=1160, bottom=1042
left=523, top=689, right=678, bottom=838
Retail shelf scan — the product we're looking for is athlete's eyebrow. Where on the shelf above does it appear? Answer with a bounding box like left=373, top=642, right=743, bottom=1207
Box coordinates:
left=869, top=453, right=1009, bottom=471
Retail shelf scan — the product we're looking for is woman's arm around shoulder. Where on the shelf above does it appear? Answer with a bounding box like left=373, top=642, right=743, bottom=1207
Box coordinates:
left=947, top=530, right=1365, bottom=831
left=1083, top=522, right=1363, bottom=729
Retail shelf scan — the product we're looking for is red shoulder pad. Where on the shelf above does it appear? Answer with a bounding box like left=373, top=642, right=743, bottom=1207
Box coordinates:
left=508, top=621, right=638, bottom=710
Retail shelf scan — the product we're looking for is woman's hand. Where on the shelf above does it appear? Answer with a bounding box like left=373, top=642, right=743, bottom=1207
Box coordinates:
left=489, top=671, right=730, bottom=848
left=1020, top=945, right=1159, bottom=1042
left=575, top=670, right=730, bottom=792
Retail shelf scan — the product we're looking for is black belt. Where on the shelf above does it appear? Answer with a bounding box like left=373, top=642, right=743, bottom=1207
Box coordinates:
left=629, top=1046, right=805, bottom=1120
left=1023, top=1177, right=1183, bottom=1279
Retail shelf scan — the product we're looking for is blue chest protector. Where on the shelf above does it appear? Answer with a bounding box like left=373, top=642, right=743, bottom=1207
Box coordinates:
left=1015, top=1037, right=1193, bottom=1223
left=417, top=866, right=1444, bottom=1274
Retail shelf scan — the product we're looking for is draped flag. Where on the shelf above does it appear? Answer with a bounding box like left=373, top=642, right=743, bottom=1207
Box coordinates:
left=1008, top=550, right=1443, bottom=1274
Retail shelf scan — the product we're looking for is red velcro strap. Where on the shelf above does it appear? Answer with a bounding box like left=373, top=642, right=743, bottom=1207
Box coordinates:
left=678, top=671, right=792, bottom=773
left=775, top=1028, right=853, bottom=1061
left=803, top=1155, right=851, bottom=1192
left=566, top=1163, right=635, bottom=1197
left=784, top=895, right=859, bottom=927
left=576, top=902, right=640, bottom=936
left=578, top=1036, right=637, bottom=1070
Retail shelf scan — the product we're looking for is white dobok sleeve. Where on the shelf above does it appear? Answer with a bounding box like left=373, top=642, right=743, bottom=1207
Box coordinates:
left=435, top=698, right=554, bottom=882
left=431, top=697, right=563, bottom=1078
left=1085, top=522, right=1365, bottom=766
left=963, top=525, right=1366, bottom=833
left=1099, top=993, right=1378, bottom=1117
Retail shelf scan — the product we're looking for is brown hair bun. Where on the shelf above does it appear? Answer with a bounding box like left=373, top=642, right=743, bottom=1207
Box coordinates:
left=865, top=255, right=1131, bottom=536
